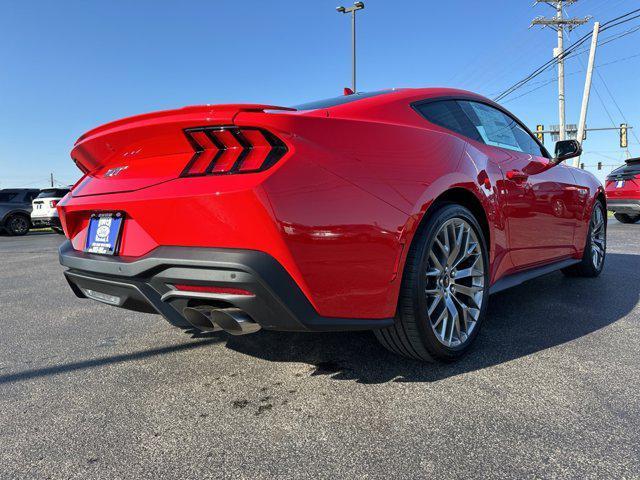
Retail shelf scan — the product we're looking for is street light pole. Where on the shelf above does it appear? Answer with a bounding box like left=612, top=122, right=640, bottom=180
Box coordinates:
left=336, top=2, right=365, bottom=93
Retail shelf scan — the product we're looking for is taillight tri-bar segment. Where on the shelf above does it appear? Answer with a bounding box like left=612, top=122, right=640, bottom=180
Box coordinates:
left=181, top=126, right=287, bottom=177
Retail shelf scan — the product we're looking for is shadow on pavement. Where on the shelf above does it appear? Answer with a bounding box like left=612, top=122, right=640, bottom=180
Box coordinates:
left=1, top=254, right=637, bottom=386
left=223, top=252, right=640, bottom=383
left=0, top=338, right=222, bottom=385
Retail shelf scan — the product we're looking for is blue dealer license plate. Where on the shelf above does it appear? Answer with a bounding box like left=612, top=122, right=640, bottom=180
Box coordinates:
left=85, top=213, right=124, bottom=255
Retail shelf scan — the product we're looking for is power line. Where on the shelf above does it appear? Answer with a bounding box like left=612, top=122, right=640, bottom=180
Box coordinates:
left=593, top=68, right=640, bottom=146
left=500, top=50, right=640, bottom=103
left=494, top=6, right=640, bottom=101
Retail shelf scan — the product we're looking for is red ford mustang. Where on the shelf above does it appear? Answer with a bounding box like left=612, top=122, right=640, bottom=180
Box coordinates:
left=58, top=88, right=606, bottom=361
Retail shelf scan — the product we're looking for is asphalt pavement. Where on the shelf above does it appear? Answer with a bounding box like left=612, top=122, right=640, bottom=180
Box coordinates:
left=1, top=222, right=638, bottom=479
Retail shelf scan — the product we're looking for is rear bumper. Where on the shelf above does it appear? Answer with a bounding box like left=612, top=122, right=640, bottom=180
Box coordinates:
left=607, top=199, right=640, bottom=214
left=59, top=241, right=393, bottom=332
left=31, top=216, right=61, bottom=228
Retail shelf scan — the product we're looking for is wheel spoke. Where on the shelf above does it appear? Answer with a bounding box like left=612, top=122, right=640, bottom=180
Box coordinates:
left=442, top=226, right=451, bottom=256
left=432, top=308, right=446, bottom=329
left=444, top=295, right=458, bottom=344
left=453, top=263, right=482, bottom=280
left=429, top=250, right=444, bottom=272
left=453, top=284, right=483, bottom=298
left=447, top=224, right=464, bottom=267
left=425, top=268, right=441, bottom=277
left=428, top=292, right=443, bottom=316
left=592, top=243, right=604, bottom=256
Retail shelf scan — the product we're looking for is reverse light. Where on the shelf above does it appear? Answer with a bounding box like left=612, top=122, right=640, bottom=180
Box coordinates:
left=81, top=288, right=122, bottom=306
left=181, top=126, right=287, bottom=177
left=49, top=200, right=59, bottom=208
left=173, top=284, right=254, bottom=296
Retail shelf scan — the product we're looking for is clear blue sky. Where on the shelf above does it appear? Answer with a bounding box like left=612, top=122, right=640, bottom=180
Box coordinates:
left=1, top=0, right=638, bottom=188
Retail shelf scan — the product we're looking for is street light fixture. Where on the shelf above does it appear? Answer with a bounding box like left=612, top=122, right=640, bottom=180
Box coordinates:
left=336, top=1, right=365, bottom=93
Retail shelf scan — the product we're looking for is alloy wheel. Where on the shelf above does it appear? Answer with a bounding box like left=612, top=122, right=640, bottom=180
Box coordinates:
left=424, top=218, right=485, bottom=348
left=9, top=216, right=29, bottom=235
left=590, top=205, right=606, bottom=269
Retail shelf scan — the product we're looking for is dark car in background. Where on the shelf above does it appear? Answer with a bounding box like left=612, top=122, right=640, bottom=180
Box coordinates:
left=0, top=189, right=40, bottom=235
left=605, top=157, right=640, bottom=223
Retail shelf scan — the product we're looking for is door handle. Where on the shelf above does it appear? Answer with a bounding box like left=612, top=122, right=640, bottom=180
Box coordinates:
left=506, top=170, right=529, bottom=183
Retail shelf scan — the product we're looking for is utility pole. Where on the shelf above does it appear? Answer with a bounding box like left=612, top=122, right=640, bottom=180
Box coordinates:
left=532, top=1, right=589, bottom=141
left=336, top=2, right=365, bottom=93
left=575, top=21, right=600, bottom=167
left=50, top=173, right=54, bottom=188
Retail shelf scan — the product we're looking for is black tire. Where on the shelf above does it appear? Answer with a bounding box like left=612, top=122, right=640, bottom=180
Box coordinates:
left=613, top=212, right=640, bottom=224
left=52, top=227, right=65, bottom=235
left=374, top=204, right=490, bottom=362
left=562, top=201, right=606, bottom=278
left=5, top=214, right=31, bottom=236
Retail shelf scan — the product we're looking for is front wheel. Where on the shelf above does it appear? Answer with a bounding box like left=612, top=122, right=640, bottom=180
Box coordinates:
left=375, top=204, right=490, bottom=362
left=613, top=212, right=640, bottom=224
left=562, top=201, right=606, bottom=277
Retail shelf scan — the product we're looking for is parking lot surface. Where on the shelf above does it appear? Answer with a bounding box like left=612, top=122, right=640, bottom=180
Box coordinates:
left=1, top=223, right=639, bottom=479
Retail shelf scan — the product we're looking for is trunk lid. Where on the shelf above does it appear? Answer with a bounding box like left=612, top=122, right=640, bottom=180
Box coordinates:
left=71, top=104, right=295, bottom=197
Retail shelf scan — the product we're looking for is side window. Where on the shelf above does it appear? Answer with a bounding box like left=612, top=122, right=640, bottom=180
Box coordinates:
left=460, top=101, right=546, bottom=157
left=415, top=100, right=483, bottom=143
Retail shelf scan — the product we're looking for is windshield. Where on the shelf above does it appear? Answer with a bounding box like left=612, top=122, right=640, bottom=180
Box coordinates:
left=291, top=90, right=394, bottom=111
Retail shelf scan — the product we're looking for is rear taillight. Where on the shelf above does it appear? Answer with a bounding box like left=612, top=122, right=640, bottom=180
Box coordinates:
left=181, top=126, right=287, bottom=177
left=50, top=200, right=59, bottom=208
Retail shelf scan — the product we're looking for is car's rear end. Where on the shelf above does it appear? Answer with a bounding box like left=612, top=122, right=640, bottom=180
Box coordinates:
left=605, top=158, right=640, bottom=222
left=58, top=92, right=442, bottom=334
left=32, top=188, right=70, bottom=231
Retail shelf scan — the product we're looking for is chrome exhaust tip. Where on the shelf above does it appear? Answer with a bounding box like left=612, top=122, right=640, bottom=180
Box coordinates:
left=182, top=306, right=222, bottom=333
left=210, top=308, right=261, bottom=336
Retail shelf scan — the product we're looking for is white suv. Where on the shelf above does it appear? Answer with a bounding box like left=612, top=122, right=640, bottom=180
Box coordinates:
left=31, top=188, right=70, bottom=234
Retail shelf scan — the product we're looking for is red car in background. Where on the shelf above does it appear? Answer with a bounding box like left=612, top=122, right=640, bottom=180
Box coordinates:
left=605, top=157, right=640, bottom=223
left=58, top=88, right=606, bottom=362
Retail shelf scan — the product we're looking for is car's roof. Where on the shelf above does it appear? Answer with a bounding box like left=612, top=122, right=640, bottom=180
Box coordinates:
left=301, top=87, right=497, bottom=115
left=0, top=188, right=40, bottom=193
left=354, top=87, right=491, bottom=104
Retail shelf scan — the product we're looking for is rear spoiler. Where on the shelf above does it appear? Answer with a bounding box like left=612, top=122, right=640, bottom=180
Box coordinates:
left=625, top=157, right=640, bottom=164
left=71, top=104, right=297, bottom=174
left=76, top=104, right=296, bottom=144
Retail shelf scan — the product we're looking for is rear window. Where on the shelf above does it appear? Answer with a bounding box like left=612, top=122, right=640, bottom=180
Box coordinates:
left=291, top=90, right=394, bottom=111
left=36, top=189, right=69, bottom=199
left=607, top=159, right=640, bottom=180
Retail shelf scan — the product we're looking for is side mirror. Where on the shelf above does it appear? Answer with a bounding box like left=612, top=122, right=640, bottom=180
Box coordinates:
left=553, top=139, right=582, bottom=164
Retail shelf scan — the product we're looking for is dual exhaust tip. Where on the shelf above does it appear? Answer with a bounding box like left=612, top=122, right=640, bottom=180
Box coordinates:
left=182, top=306, right=261, bottom=336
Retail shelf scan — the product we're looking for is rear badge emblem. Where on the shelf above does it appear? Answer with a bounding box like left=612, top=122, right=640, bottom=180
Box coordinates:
left=105, top=166, right=128, bottom=177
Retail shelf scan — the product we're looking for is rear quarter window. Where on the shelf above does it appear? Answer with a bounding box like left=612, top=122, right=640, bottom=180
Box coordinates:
left=0, top=192, right=18, bottom=202
left=414, top=100, right=483, bottom=142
